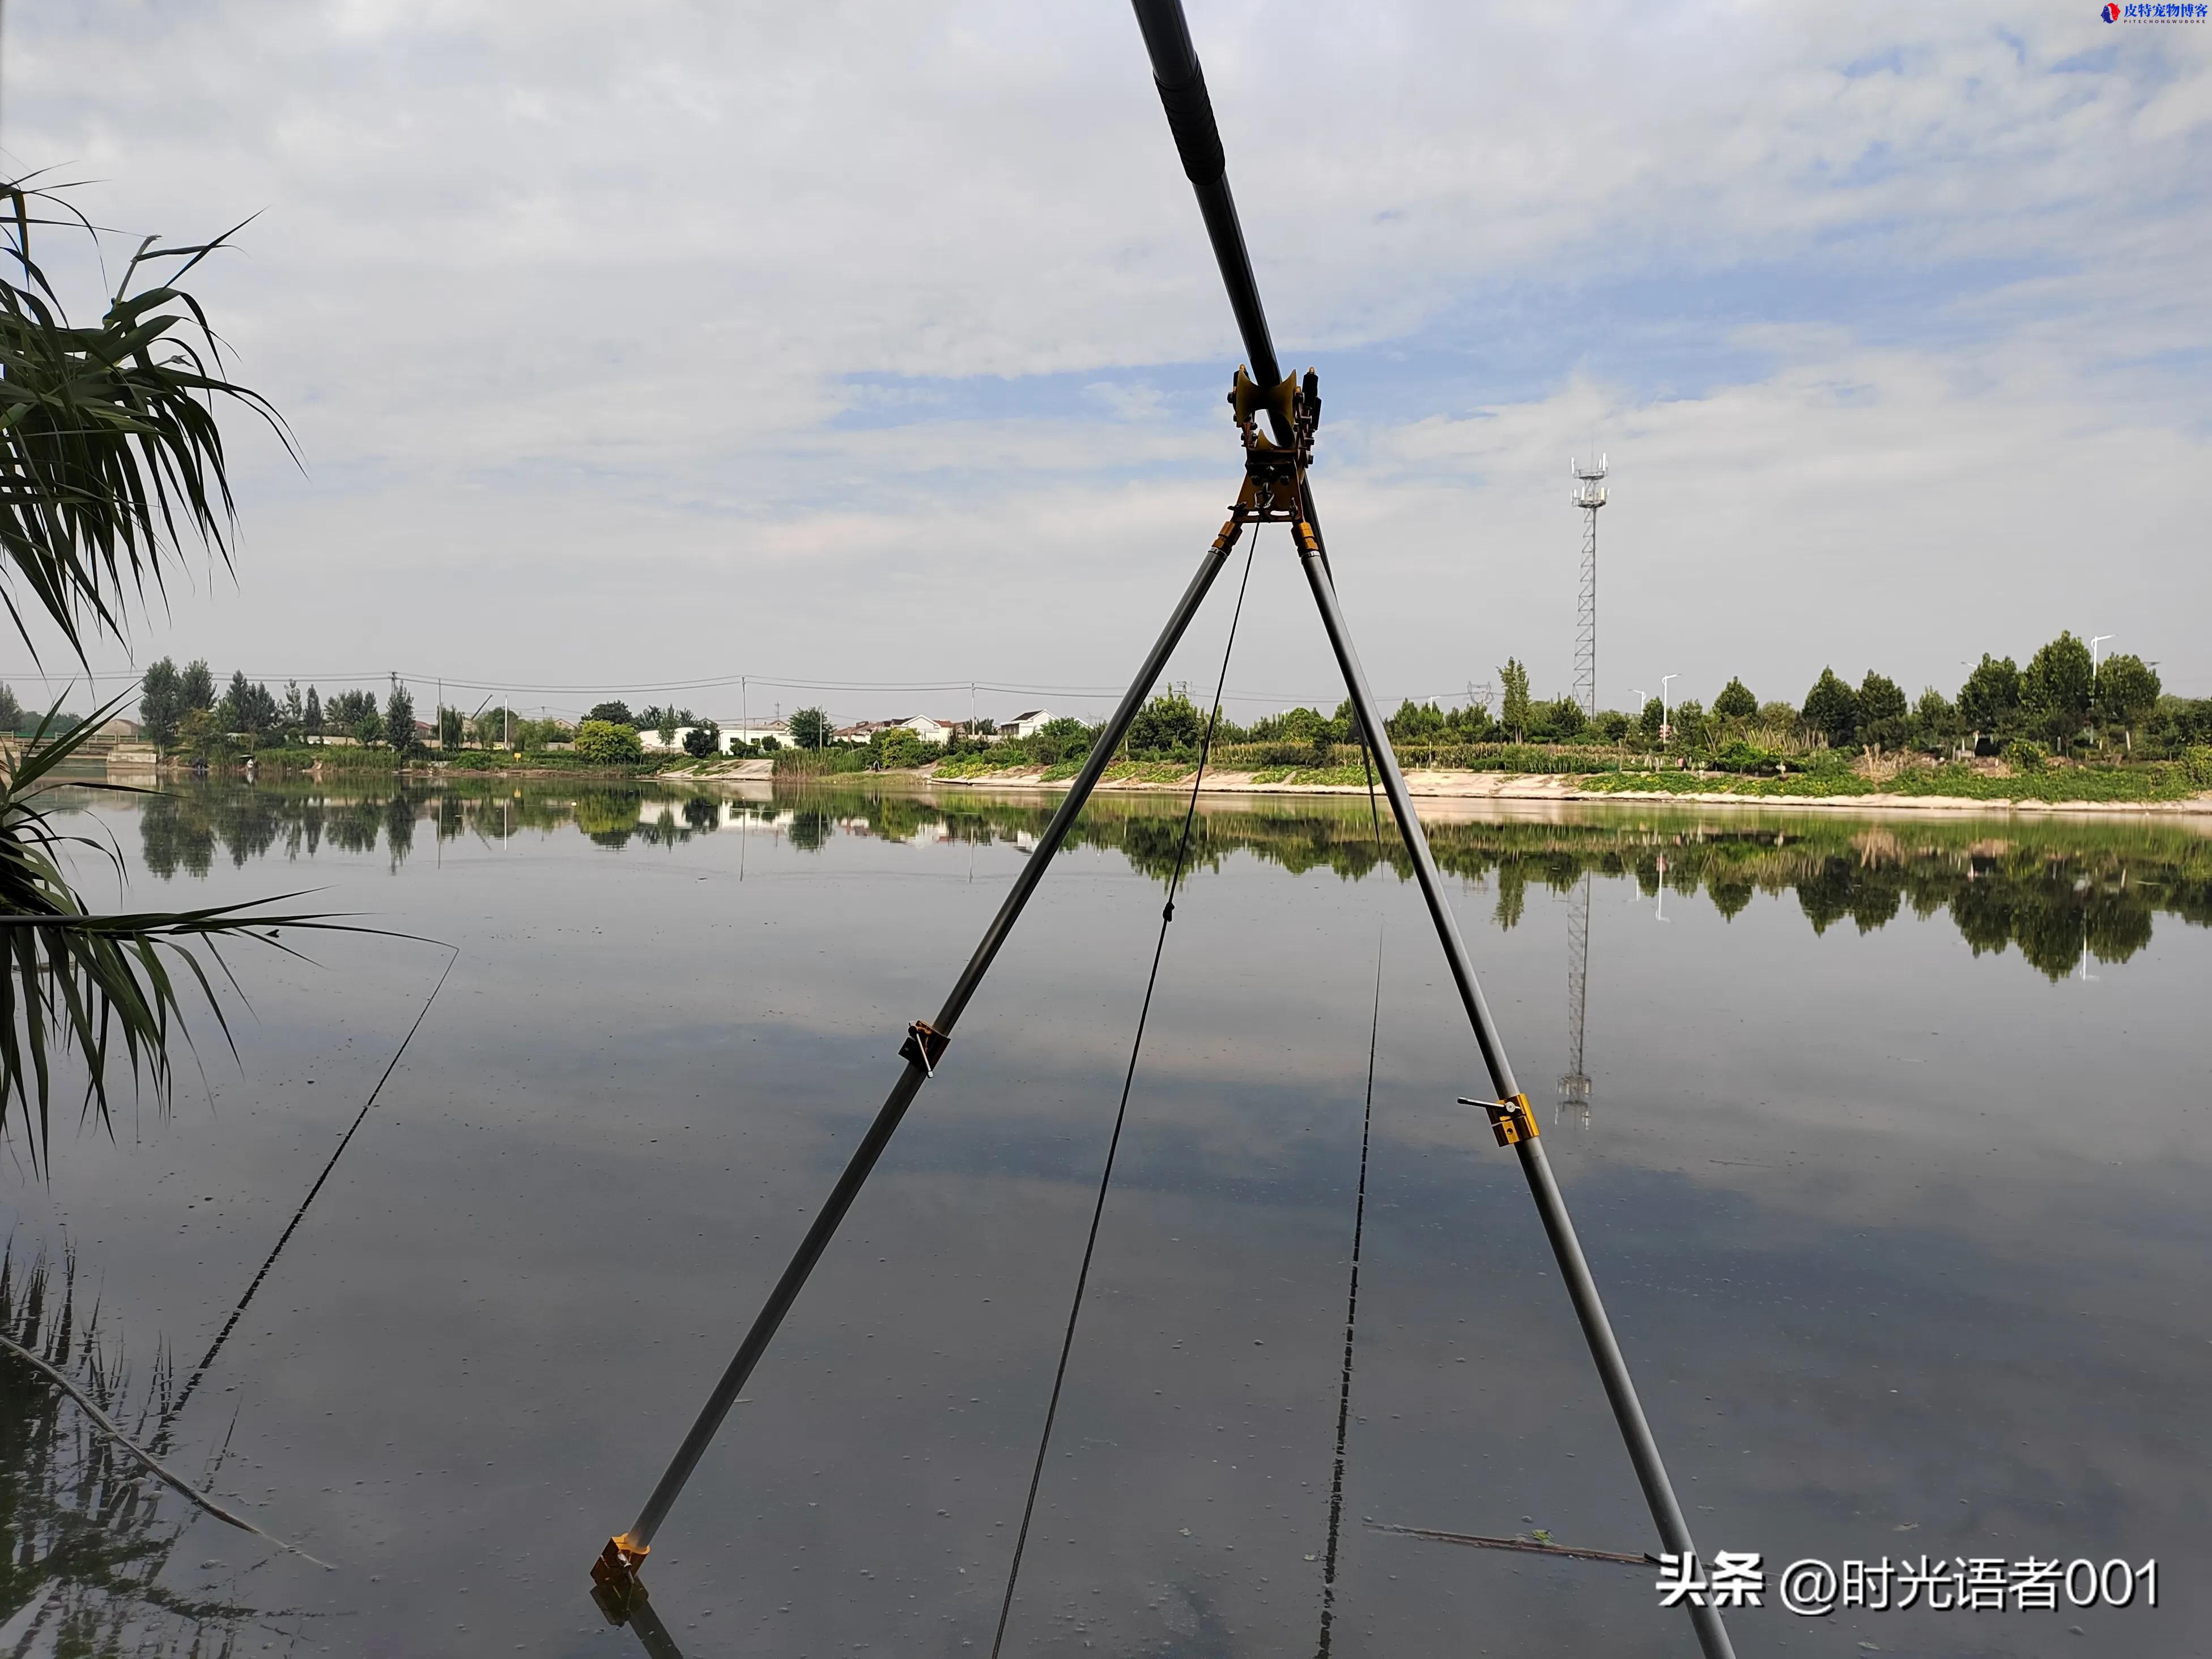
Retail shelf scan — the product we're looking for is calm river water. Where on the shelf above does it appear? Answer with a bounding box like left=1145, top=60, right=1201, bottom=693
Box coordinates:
left=3, top=779, right=2207, bottom=1658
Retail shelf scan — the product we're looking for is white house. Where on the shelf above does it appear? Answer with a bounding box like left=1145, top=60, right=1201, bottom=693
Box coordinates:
left=892, top=716, right=959, bottom=745
left=635, top=720, right=776, bottom=754
left=723, top=717, right=790, bottom=749
left=1003, top=708, right=1055, bottom=739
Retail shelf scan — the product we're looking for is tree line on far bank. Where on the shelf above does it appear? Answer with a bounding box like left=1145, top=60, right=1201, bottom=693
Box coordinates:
left=1377, top=631, right=2180, bottom=763
left=1384, top=630, right=2198, bottom=768
left=768, top=630, right=2206, bottom=776
left=93, top=631, right=2211, bottom=775
left=134, top=659, right=432, bottom=753
left=127, top=660, right=627, bottom=758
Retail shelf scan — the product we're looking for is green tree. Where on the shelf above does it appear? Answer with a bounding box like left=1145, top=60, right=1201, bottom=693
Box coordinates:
left=439, top=704, right=464, bottom=750
left=304, top=684, right=322, bottom=736
left=575, top=719, right=645, bottom=764
left=1639, top=697, right=1665, bottom=741
left=474, top=703, right=519, bottom=747
left=2093, top=653, right=2160, bottom=750
left=384, top=685, right=417, bottom=751
left=1713, top=677, right=1758, bottom=721
left=1957, top=654, right=2020, bottom=743
left=1387, top=699, right=1449, bottom=745
left=2020, top=632, right=2094, bottom=751
left=1669, top=699, right=1708, bottom=752
left=138, top=657, right=183, bottom=747
left=638, top=704, right=694, bottom=745
left=0, top=683, right=20, bottom=733
left=682, top=721, right=722, bottom=759
left=1911, top=688, right=1961, bottom=754
left=1260, top=706, right=1331, bottom=745
left=1027, top=716, right=1095, bottom=766
left=788, top=707, right=833, bottom=750
left=1801, top=667, right=1859, bottom=748
left=1857, top=671, right=1909, bottom=751
left=177, top=705, right=218, bottom=756
left=327, top=688, right=377, bottom=734
left=1129, top=690, right=1204, bottom=757
left=1526, top=695, right=1586, bottom=742
left=178, top=658, right=215, bottom=714
left=219, top=670, right=278, bottom=739
left=586, top=700, right=635, bottom=726
left=354, top=711, right=384, bottom=746
left=1498, top=658, right=1531, bottom=742
left=870, top=726, right=929, bottom=768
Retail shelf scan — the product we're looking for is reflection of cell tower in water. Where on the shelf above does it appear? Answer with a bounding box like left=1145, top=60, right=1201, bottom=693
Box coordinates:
left=1571, top=454, right=1607, bottom=717
left=1558, top=872, right=1593, bottom=1126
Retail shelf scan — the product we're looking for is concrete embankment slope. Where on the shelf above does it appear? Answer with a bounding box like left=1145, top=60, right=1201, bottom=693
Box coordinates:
left=919, top=764, right=2212, bottom=819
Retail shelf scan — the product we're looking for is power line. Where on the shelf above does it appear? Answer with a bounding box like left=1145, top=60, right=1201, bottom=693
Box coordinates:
left=0, top=666, right=1492, bottom=714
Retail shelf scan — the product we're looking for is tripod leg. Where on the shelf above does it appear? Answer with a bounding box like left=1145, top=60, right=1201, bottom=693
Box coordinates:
left=603, top=513, right=1247, bottom=1573
left=1293, top=525, right=1736, bottom=1659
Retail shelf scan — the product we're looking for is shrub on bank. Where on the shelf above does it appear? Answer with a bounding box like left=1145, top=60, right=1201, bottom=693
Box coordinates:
left=576, top=720, right=645, bottom=764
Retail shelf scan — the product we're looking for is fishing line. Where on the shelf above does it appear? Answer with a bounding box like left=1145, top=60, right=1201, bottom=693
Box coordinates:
left=164, top=942, right=458, bottom=1429
left=1314, top=722, right=1390, bottom=1658
left=986, top=528, right=1262, bottom=1659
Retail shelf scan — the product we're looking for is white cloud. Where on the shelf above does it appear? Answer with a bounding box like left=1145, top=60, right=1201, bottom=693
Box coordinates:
left=5, top=1, right=2206, bottom=715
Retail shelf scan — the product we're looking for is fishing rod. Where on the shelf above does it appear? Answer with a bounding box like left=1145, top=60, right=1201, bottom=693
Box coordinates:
left=1129, top=5, right=1733, bottom=1656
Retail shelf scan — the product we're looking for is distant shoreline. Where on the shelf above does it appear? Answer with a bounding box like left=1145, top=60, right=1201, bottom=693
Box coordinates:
left=897, top=764, right=2212, bottom=819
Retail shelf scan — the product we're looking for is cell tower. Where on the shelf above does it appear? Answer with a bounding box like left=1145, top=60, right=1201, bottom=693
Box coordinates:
left=1570, top=454, right=1607, bottom=717
left=1558, top=871, right=1593, bottom=1127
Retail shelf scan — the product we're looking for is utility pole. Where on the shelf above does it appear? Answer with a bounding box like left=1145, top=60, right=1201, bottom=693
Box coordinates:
left=1571, top=455, right=1607, bottom=717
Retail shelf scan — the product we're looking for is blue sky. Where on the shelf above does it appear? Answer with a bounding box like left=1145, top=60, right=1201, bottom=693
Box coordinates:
left=8, top=1, right=2209, bottom=725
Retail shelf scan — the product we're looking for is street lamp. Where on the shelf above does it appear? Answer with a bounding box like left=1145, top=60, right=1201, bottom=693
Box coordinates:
left=2091, top=635, right=2113, bottom=674
left=1660, top=673, right=1679, bottom=745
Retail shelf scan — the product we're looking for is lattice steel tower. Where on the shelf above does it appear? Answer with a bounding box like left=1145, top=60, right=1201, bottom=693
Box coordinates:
left=1558, top=871, right=1593, bottom=1127
left=1571, top=454, right=1607, bottom=716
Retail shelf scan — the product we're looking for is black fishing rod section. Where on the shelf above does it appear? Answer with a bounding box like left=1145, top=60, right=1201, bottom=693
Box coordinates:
left=594, top=513, right=1249, bottom=1606
left=1132, top=0, right=1286, bottom=441
left=1133, top=4, right=1735, bottom=1655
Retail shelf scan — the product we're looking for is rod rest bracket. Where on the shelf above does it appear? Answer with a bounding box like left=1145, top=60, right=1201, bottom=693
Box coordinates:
left=1230, top=365, right=1321, bottom=521
left=1460, top=1092, right=1541, bottom=1148
left=590, top=1534, right=649, bottom=1620
left=901, top=1020, right=950, bottom=1077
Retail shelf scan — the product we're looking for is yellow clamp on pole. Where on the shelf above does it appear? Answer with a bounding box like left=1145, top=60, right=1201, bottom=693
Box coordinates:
left=1295, top=521, right=1322, bottom=557
left=590, top=1534, right=650, bottom=1623
left=1458, top=1092, right=1539, bottom=1148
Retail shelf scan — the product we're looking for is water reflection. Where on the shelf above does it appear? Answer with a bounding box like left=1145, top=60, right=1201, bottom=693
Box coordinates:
left=1558, top=872, right=1593, bottom=1129
left=0, top=1248, right=276, bottom=1656
left=13, top=777, right=2209, bottom=1656
left=120, top=780, right=2212, bottom=982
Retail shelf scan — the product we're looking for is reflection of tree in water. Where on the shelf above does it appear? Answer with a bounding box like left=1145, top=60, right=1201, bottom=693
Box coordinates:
left=122, top=781, right=2212, bottom=982
left=0, top=1247, right=277, bottom=1656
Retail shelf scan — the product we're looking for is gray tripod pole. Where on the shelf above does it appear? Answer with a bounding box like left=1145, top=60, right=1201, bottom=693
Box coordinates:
left=594, top=514, right=1245, bottom=1601
left=1295, top=530, right=1735, bottom=1659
